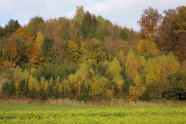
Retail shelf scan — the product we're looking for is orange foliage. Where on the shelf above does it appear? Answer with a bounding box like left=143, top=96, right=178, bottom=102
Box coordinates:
left=29, top=48, right=44, bottom=66
left=0, top=57, right=3, bottom=67
left=6, top=42, right=20, bottom=63
left=139, top=16, right=159, bottom=39
left=2, top=60, right=15, bottom=68
left=13, top=27, right=34, bottom=42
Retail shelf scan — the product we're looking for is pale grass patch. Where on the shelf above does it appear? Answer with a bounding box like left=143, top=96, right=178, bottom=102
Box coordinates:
left=0, top=97, right=185, bottom=107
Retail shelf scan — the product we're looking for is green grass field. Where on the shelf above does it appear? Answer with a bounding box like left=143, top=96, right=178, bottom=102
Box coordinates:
left=0, top=104, right=185, bottom=124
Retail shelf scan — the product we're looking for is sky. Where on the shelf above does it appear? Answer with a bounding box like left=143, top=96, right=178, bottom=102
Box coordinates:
left=0, top=0, right=185, bottom=31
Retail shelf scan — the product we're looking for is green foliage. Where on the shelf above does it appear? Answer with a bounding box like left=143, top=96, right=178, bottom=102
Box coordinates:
left=2, top=81, right=16, bottom=95
left=89, top=75, right=108, bottom=98
left=73, top=6, right=84, bottom=40
left=29, top=87, right=37, bottom=99
left=0, top=26, right=4, bottom=37
left=113, top=73, right=125, bottom=95
left=40, top=88, right=47, bottom=100
left=23, top=81, right=29, bottom=96
left=34, top=62, right=78, bottom=80
left=27, top=16, right=45, bottom=36
left=81, top=39, right=107, bottom=63
left=4, top=19, right=20, bottom=35
left=81, top=11, right=97, bottom=40
left=95, top=16, right=111, bottom=41
left=120, top=28, right=129, bottom=40
left=164, top=72, right=186, bottom=100
left=1, top=6, right=185, bottom=101
left=143, top=53, right=180, bottom=99
left=125, top=50, right=146, bottom=100
left=41, top=37, right=53, bottom=59
left=107, top=58, right=122, bottom=77
left=0, top=105, right=185, bottom=124
left=66, top=40, right=81, bottom=63
left=144, top=53, right=179, bottom=84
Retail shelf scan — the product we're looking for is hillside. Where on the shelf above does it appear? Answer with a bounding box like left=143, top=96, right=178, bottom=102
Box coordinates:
left=0, top=6, right=185, bottom=101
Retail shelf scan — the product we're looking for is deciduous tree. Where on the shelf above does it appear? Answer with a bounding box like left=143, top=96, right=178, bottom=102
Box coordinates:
left=137, top=39, right=160, bottom=58
left=138, top=7, right=162, bottom=39
left=158, top=6, right=186, bottom=62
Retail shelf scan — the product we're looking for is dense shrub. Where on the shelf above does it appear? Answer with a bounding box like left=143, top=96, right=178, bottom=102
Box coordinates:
left=164, top=72, right=186, bottom=100
left=34, top=62, right=78, bottom=80
left=1, top=55, right=185, bottom=101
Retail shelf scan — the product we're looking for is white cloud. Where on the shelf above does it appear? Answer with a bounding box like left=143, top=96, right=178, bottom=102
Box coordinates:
left=86, top=0, right=186, bottom=30
left=0, top=0, right=185, bottom=30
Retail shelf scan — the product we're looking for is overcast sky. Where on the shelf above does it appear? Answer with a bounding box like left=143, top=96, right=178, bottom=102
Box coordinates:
left=0, top=0, right=185, bottom=31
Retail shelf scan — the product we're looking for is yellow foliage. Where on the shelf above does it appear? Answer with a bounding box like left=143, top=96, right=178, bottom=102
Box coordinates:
left=21, top=69, right=30, bottom=82
left=67, top=40, right=80, bottom=63
left=15, top=81, right=19, bottom=91
left=59, top=83, right=63, bottom=94
left=113, top=73, right=125, bottom=94
left=55, top=76, right=61, bottom=94
left=105, top=89, right=114, bottom=99
left=125, top=50, right=146, bottom=100
left=68, top=74, right=75, bottom=85
left=144, top=58, right=159, bottom=84
left=2, top=61, right=16, bottom=68
left=129, top=85, right=145, bottom=101
left=158, top=53, right=179, bottom=82
left=35, top=31, right=44, bottom=51
left=145, top=53, right=180, bottom=84
left=62, top=79, right=70, bottom=95
left=68, top=40, right=78, bottom=50
left=0, top=58, right=3, bottom=67
left=134, top=73, right=142, bottom=85
left=30, top=68, right=36, bottom=76
left=43, top=81, right=49, bottom=93
left=28, top=76, right=39, bottom=91
left=138, top=55, right=146, bottom=69
left=90, top=81, right=103, bottom=96
left=35, top=83, right=40, bottom=93
left=81, top=39, right=107, bottom=63
left=107, top=58, right=122, bottom=77
left=49, top=78, right=54, bottom=86
left=128, top=72, right=145, bottom=101
left=89, top=69, right=94, bottom=78
left=137, top=39, right=160, bottom=58
left=21, top=30, right=44, bottom=66
left=117, top=50, right=126, bottom=64
left=125, top=50, right=138, bottom=78
left=89, top=76, right=108, bottom=97
left=28, top=76, right=35, bottom=91
left=13, top=27, right=34, bottom=41
left=13, top=66, right=22, bottom=81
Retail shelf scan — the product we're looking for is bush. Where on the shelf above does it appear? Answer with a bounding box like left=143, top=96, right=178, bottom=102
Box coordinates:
left=8, top=81, right=16, bottom=95
left=140, top=86, right=152, bottom=101
left=29, top=88, right=37, bottom=99
left=19, top=80, right=25, bottom=94
left=140, top=82, right=165, bottom=100
left=23, top=82, right=29, bottom=96
left=2, top=82, right=9, bottom=94
left=35, top=62, right=78, bottom=80
left=40, top=88, right=47, bottom=100
left=164, top=72, right=186, bottom=100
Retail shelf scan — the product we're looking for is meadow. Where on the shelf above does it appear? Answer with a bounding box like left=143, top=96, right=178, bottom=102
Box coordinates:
left=0, top=103, right=185, bottom=124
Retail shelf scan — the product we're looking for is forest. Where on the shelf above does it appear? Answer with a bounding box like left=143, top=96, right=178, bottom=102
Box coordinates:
left=0, top=6, right=185, bottom=101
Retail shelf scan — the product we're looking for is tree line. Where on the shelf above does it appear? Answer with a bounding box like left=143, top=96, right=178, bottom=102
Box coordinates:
left=0, top=6, right=185, bottom=101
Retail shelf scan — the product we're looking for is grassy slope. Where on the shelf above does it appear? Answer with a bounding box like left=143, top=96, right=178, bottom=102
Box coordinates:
left=0, top=104, right=185, bottom=124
